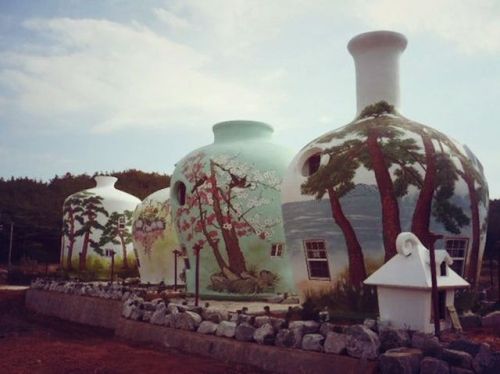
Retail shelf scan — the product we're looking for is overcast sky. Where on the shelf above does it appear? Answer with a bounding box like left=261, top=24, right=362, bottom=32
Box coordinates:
left=0, top=0, right=499, bottom=198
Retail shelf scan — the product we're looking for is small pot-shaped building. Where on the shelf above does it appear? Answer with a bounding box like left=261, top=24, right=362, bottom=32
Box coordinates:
left=60, top=176, right=141, bottom=277
left=170, top=120, right=295, bottom=298
left=281, top=31, right=488, bottom=301
left=364, top=232, right=469, bottom=333
left=132, top=188, right=184, bottom=285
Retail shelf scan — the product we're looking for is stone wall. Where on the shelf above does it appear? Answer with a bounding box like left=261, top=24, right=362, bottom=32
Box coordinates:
left=25, top=289, right=122, bottom=330
left=25, top=288, right=376, bottom=374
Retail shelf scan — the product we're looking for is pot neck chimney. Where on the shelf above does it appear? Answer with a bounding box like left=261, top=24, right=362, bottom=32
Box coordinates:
left=348, top=31, right=407, bottom=116
left=94, top=176, right=117, bottom=188
left=213, top=120, right=273, bottom=143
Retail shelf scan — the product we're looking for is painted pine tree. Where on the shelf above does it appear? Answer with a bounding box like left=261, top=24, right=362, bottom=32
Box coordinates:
left=99, top=210, right=134, bottom=269
left=74, top=193, right=108, bottom=271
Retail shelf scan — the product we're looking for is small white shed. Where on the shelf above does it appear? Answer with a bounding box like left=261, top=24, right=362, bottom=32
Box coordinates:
left=364, top=232, right=469, bottom=333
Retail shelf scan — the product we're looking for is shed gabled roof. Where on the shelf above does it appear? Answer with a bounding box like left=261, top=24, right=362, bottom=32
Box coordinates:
left=364, top=232, right=469, bottom=289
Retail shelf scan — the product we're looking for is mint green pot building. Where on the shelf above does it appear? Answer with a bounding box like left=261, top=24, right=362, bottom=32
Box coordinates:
left=170, top=120, right=296, bottom=298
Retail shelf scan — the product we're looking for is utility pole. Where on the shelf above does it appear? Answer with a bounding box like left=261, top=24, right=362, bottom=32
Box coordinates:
left=173, top=249, right=181, bottom=292
left=193, top=245, right=201, bottom=307
left=8, top=222, right=14, bottom=269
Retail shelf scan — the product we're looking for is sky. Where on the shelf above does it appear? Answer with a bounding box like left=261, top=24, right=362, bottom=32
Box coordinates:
left=0, top=0, right=499, bottom=198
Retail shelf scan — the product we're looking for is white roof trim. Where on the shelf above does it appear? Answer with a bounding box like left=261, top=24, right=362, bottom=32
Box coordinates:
left=364, top=232, right=469, bottom=289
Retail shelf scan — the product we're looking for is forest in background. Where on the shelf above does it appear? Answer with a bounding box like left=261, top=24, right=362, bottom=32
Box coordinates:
left=0, top=170, right=498, bottom=267
left=0, top=170, right=170, bottom=264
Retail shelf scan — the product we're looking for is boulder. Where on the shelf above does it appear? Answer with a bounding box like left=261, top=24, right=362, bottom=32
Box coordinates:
left=254, top=316, right=271, bottom=328
left=163, top=314, right=173, bottom=327
left=216, top=321, right=236, bottom=338
left=142, top=311, right=153, bottom=322
left=197, top=321, right=218, bottom=335
left=482, top=311, right=500, bottom=328
left=173, top=311, right=202, bottom=331
left=275, top=328, right=302, bottom=349
left=319, top=322, right=337, bottom=337
left=345, top=325, right=380, bottom=360
left=289, top=320, right=320, bottom=334
left=270, top=317, right=286, bottom=331
left=447, top=339, right=481, bottom=357
left=379, top=347, right=423, bottom=374
left=420, top=357, right=449, bottom=374
left=237, top=314, right=254, bottom=325
left=235, top=322, right=255, bottom=342
left=411, top=332, right=443, bottom=357
left=254, top=323, right=275, bottom=345
left=150, top=310, right=166, bottom=325
left=472, top=343, right=493, bottom=373
left=155, top=302, right=167, bottom=313
left=201, top=308, right=227, bottom=323
left=142, top=302, right=155, bottom=311
left=379, top=328, right=411, bottom=352
left=167, top=304, right=180, bottom=314
left=364, top=318, right=377, bottom=331
left=441, top=349, right=473, bottom=369
left=301, top=334, right=324, bottom=352
left=122, top=302, right=135, bottom=319
left=254, top=316, right=284, bottom=331
left=130, top=306, right=144, bottom=321
left=324, top=332, right=348, bottom=354
left=459, top=313, right=482, bottom=329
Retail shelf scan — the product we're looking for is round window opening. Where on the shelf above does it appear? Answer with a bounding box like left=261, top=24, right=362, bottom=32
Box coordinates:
left=301, top=153, right=322, bottom=177
left=175, top=181, right=187, bottom=206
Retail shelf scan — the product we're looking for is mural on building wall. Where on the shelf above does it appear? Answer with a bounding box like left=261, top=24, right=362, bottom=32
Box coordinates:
left=283, top=102, right=489, bottom=300
left=132, top=188, right=183, bottom=285
left=61, top=188, right=139, bottom=278
left=174, top=151, right=291, bottom=295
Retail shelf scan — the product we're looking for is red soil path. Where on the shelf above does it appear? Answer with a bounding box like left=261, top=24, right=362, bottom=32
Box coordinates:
left=0, top=289, right=263, bottom=374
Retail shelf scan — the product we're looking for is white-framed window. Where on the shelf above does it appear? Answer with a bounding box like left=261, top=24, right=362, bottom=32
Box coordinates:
left=118, top=215, right=126, bottom=231
left=105, top=249, right=115, bottom=257
left=271, top=243, right=284, bottom=257
left=303, top=239, right=331, bottom=280
left=444, top=238, right=469, bottom=276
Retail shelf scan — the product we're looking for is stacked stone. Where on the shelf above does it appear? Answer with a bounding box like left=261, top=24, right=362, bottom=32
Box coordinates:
left=30, top=278, right=141, bottom=301
left=378, top=330, right=500, bottom=373
left=120, top=296, right=383, bottom=359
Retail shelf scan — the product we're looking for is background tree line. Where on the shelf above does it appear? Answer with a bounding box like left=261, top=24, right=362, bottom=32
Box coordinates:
left=0, top=170, right=170, bottom=265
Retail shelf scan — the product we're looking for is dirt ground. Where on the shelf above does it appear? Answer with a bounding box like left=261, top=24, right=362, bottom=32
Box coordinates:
left=0, top=289, right=265, bottom=374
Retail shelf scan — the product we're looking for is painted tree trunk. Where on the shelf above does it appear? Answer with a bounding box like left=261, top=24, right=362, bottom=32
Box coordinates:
left=119, top=233, right=129, bottom=269
left=194, top=189, right=229, bottom=270
left=210, top=162, right=247, bottom=275
left=463, top=162, right=481, bottom=286
left=66, top=209, right=75, bottom=270
left=366, top=131, right=401, bottom=261
left=79, top=230, right=90, bottom=271
left=328, top=187, right=367, bottom=286
left=411, top=133, right=438, bottom=249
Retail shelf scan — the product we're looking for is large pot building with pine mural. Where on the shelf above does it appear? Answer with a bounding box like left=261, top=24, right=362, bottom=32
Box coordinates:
left=132, top=188, right=184, bottom=285
left=60, top=176, right=141, bottom=278
left=170, top=120, right=296, bottom=298
left=281, top=31, right=488, bottom=301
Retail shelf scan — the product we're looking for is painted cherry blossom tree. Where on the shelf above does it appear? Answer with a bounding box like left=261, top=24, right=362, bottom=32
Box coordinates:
left=175, top=152, right=282, bottom=292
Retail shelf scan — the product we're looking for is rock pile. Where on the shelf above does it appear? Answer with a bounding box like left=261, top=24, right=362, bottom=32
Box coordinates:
left=31, top=278, right=140, bottom=301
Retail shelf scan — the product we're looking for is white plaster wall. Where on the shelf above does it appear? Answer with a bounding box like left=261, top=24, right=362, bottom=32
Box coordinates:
left=378, top=287, right=431, bottom=332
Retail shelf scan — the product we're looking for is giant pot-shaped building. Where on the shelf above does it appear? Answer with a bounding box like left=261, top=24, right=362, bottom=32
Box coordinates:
left=170, top=120, right=295, bottom=298
left=281, top=31, right=488, bottom=300
left=60, top=176, right=141, bottom=277
left=132, top=188, right=184, bottom=285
